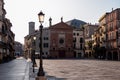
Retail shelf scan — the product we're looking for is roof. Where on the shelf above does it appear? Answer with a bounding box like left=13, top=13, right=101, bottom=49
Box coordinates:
left=98, top=13, right=109, bottom=22
left=15, top=41, right=23, bottom=45
left=49, top=22, right=73, bottom=30
left=66, top=19, right=86, bottom=29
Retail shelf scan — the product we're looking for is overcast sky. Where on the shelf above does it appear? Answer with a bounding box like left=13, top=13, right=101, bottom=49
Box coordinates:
left=4, top=0, right=120, bottom=44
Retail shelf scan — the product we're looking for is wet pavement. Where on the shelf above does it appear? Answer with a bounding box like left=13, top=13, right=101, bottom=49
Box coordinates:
left=0, top=57, right=29, bottom=80
left=35, top=59, right=120, bottom=80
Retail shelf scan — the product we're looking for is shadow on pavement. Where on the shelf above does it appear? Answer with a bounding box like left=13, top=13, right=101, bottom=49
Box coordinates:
left=46, top=75, right=66, bottom=80
left=30, top=68, right=67, bottom=80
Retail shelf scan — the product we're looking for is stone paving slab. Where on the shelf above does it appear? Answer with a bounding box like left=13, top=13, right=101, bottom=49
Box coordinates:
left=34, top=59, right=120, bottom=80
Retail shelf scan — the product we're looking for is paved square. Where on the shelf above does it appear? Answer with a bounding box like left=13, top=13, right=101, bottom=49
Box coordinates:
left=36, top=59, right=120, bottom=80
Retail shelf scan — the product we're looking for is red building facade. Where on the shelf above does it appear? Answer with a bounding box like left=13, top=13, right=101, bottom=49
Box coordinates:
left=49, top=21, right=74, bottom=58
left=106, top=8, right=120, bottom=60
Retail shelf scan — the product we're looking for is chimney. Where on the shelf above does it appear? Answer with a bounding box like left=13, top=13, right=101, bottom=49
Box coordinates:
left=61, top=17, right=63, bottom=22
left=112, top=8, right=113, bottom=11
left=49, top=17, right=52, bottom=27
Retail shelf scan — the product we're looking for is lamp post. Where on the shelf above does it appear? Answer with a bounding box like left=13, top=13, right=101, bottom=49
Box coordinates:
left=36, top=11, right=46, bottom=80
left=32, top=36, right=37, bottom=72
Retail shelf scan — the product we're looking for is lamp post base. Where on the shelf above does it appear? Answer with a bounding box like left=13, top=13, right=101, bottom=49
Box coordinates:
left=36, top=76, right=47, bottom=80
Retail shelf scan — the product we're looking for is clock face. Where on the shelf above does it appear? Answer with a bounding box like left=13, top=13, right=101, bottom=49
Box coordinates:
left=59, top=38, right=64, bottom=44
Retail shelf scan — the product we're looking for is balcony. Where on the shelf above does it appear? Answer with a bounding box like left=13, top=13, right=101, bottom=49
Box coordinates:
left=7, top=43, right=14, bottom=50
left=0, top=41, right=7, bottom=48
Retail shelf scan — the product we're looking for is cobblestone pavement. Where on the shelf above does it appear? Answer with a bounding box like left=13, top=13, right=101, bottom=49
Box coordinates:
left=35, top=59, right=120, bottom=80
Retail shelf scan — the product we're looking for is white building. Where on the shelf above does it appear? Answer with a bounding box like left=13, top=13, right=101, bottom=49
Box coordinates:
left=42, top=28, right=50, bottom=58
left=24, top=22, right=50, bottom=58
left=73, top=29, right=84, bottom=58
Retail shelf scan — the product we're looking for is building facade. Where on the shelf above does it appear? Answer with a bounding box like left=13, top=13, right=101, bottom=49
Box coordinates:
left=24, top=35, right=32, bottom=59
left=93, top=8, right=120, bottom=60
left=66, top=19, right=86, bottom=58
left=0, top=0, right=15, bottom=63
left=24, top=22, right=50, bottom=59
left=49, top=21, right=74, bottom=58
left=84, top=23, right=98, bottom=58
left=24, top=22, right=36, bottom=59
left=92, top=26, right=106, bottom=59
left=42, top=28, right=50, bottom=58
left=24, top=18, right=87, bottom=59
left=96, top=13, right=108, bottom=59
left=106, top=8, right=120, bottom=60
left=5, top=19, right=15, bottom=60
left=34, top=28, right=50, bottom=58
left=73, top=29, right=84, bottom=58
left=14, top=41, right=23, bottom=56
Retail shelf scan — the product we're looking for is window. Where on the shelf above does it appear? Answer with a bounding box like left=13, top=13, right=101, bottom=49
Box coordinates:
left=73, top=33, right=76, bottom=35
left=0, top=35, right=1, bottom=41
left=116, top=31, right=118, bottom=39
left=44, top=37, right=45, bottom=40
left=118, top=37, right=120, bottom=46
left=68, top=48, right=70, bottom=51
left=53, top=48, right=55, bottom=50
left=44, top=37, right=48, bottom=40
left=46, top=52, right=48, bottom=55
left=73, top=44, right=76, bottom=48
left=0, top=25, right=2, bottom=32
left=43, top=43, right=49, bottom=48
left=59, top=38, right=64, bottom=44
left=59, top=34, right=65, bottom=46
left=80, top=44, right=83, bottom=50
left=0, top=48, right=2, bottom=53
left=80, top=38, right=83, bottom=43
left=77, top=33, right=79, bottom=36
left=106, top=34, right=108, bottom=40
left=85, top=28, right=89, bottom=36
left=73, top=37, right=76, bottom=42
left=118, top=28, right=120, bottom=34
left=2, top=25, right=5, bottom=33
left=117, top=21, right=120, bottom=28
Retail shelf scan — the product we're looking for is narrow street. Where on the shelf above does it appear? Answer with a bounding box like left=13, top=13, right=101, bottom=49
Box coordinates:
left=36, top=59, right=120, bottom=80
left=0, top=57, right=29, bottom=80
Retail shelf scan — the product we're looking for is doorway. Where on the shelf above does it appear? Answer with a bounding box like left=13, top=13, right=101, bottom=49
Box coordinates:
left=59, top=50, right=65, bottom=58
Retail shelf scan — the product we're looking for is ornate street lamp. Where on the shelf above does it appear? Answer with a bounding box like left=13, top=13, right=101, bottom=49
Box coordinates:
left=36, top=11, right=46, bottom=80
